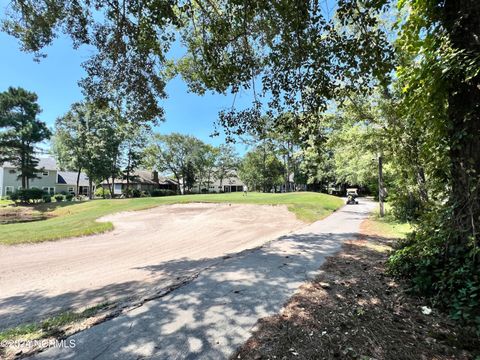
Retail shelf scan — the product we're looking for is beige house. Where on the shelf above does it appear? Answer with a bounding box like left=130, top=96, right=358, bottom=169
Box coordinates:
left=100, top=170, right=178, bottom=196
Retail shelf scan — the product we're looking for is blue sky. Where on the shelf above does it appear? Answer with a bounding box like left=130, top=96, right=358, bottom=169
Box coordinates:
left=0, top=7, right=255, bottom=154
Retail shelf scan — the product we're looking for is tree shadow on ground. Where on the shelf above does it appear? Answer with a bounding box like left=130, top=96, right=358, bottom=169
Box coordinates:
left=233, top=233, right=479, bottom=360
left=3, top=230, right=364, bottom=359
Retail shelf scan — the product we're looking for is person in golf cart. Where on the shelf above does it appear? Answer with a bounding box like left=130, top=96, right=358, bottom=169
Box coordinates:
left=346, top=188, right=359, bottom=204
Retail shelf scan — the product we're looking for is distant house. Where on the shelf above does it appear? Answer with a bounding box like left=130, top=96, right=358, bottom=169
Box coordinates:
left=184, top=170, right=245, bottom=194
left=100, top=170, right=178, bottom=196
left=0, top=157, right=91, bottom=198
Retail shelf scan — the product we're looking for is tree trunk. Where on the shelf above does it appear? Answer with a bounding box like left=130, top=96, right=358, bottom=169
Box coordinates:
left=110, top=164, right=116, bottom=199
left=263, top=141, right=267, bottom=192
left=106, top=177, right=111, bottom=199
left=76, top=167, right=81, bottom=197
left=88, top=178, right=93, bottom=200
left=175, top=175, right=181, bottom=194
left=415, top=166, right=428, bottom=203
left=444, top=0, right=480, bottom=249
left=21, top=152, right=27, bottom=189
left=126, top=155, right=131, bottom=198
left=378, top=153, right=385, bottom=217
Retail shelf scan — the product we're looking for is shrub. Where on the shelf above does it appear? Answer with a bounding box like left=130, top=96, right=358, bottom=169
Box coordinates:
left=65, top=194, right=74, bottom=201
left=12, top=188, right=45, bottom=203
left=122, top=188, right=142, bottom=198
left=390, top=192, right=423, bottom=222
left=54, top=194, right=64, bottom=202
left=131, top=188, right=141, bottom=198
left=150, top=189, right=176, bottom=197
left=150, top=189, right=162, bottom=197
left=95, top=187, right=109, bottom=199
left=9, top=192, right=19, bottom=202
left=387, top=207, right=480, bottom=333
left=42, top=194, right=52, bottom=203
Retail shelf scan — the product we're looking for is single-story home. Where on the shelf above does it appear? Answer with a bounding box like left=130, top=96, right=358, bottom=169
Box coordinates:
left=100, top=170, right=179, bottom=195
left=0, top=157, right=92, bottom=198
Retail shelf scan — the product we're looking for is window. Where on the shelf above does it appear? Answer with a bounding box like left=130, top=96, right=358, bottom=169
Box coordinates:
left=5, top=186, right=14, bottom=195
left=42, top=171, right=49, bottom=176
left=68, top=187, right=74, bottom=193
left=42, top=187, right=55, bottom=195
left=8, top=169, right=15, bottom=174
left=18, top=186, right=22, bottom=190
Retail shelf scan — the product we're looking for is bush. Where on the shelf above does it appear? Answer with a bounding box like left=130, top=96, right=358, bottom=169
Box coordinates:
left=387, top=207, right=480, bottom=333
left=150, top=189, right=176, bottom=197
left=131, top=188, right=141, bottom=198
left=390, top=192, right=423, bottom=222
left=42, top=194, right=52, bottom=203
left=95, top=187, right=109, bottom=199
left=122, top=188, right=142, bottom=198
left=11, top=188, right=45, bottom=203
left=54, top=194, right=64, bottom=202
left=65, top=194, right=74, bottom=201
left=9, top=192, right=19, bottom=202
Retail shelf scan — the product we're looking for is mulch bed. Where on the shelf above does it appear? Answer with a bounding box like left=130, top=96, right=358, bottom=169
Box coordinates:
left=0, top=207, right=47, bottom=224
left=233, top=221, right=479, bottom=360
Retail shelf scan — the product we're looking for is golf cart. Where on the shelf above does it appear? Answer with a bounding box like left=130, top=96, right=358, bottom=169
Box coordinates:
left=346, top=188, right=359, bottom=205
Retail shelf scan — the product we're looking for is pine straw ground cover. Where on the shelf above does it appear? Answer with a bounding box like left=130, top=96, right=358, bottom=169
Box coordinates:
left=233, top=220, right=479, bottom=360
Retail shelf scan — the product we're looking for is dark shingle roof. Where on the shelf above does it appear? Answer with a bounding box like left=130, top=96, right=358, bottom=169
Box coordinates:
left=57, top=171, right=90, bottom=186
left=101, top=170, right=178, bottom=185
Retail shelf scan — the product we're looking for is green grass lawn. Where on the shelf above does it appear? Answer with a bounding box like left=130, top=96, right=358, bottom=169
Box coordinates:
left=367, top=203, right=412, bottom=239
left=0, top=192, right=343, bottom=245
left=0, top=199, right=13, bottom=207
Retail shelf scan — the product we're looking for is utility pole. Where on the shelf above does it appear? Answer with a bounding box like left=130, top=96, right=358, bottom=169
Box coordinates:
left=378, top=152, right=385, bottom=217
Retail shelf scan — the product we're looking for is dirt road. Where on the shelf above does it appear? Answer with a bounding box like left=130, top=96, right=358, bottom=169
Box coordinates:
left=0, top=203, right=303, bottom=329
left=33, top=200, right=375, bottom=360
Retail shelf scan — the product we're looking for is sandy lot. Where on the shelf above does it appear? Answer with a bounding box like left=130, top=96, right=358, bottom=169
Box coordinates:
left=0, top=203, right=304, bottom=329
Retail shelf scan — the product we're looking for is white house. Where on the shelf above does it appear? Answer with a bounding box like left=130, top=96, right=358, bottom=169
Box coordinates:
left=182, top=170, right=246, bottom=194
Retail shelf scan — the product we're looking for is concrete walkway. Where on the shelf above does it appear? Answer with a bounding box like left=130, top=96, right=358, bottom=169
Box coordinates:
left=33, top=200, right=374, bottom=360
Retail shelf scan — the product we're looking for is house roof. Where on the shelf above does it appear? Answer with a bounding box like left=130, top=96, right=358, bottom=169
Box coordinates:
left=159, top=177, right=179, bottom=186
left=101, top=170, right=178, bottom=186
left=57, top=171, right=90, bottom=187
left=2, top=157, right=58, bottom=170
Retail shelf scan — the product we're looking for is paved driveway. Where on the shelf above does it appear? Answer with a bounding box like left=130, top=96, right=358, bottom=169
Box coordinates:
left=32, top=199, right=375, bottom=359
